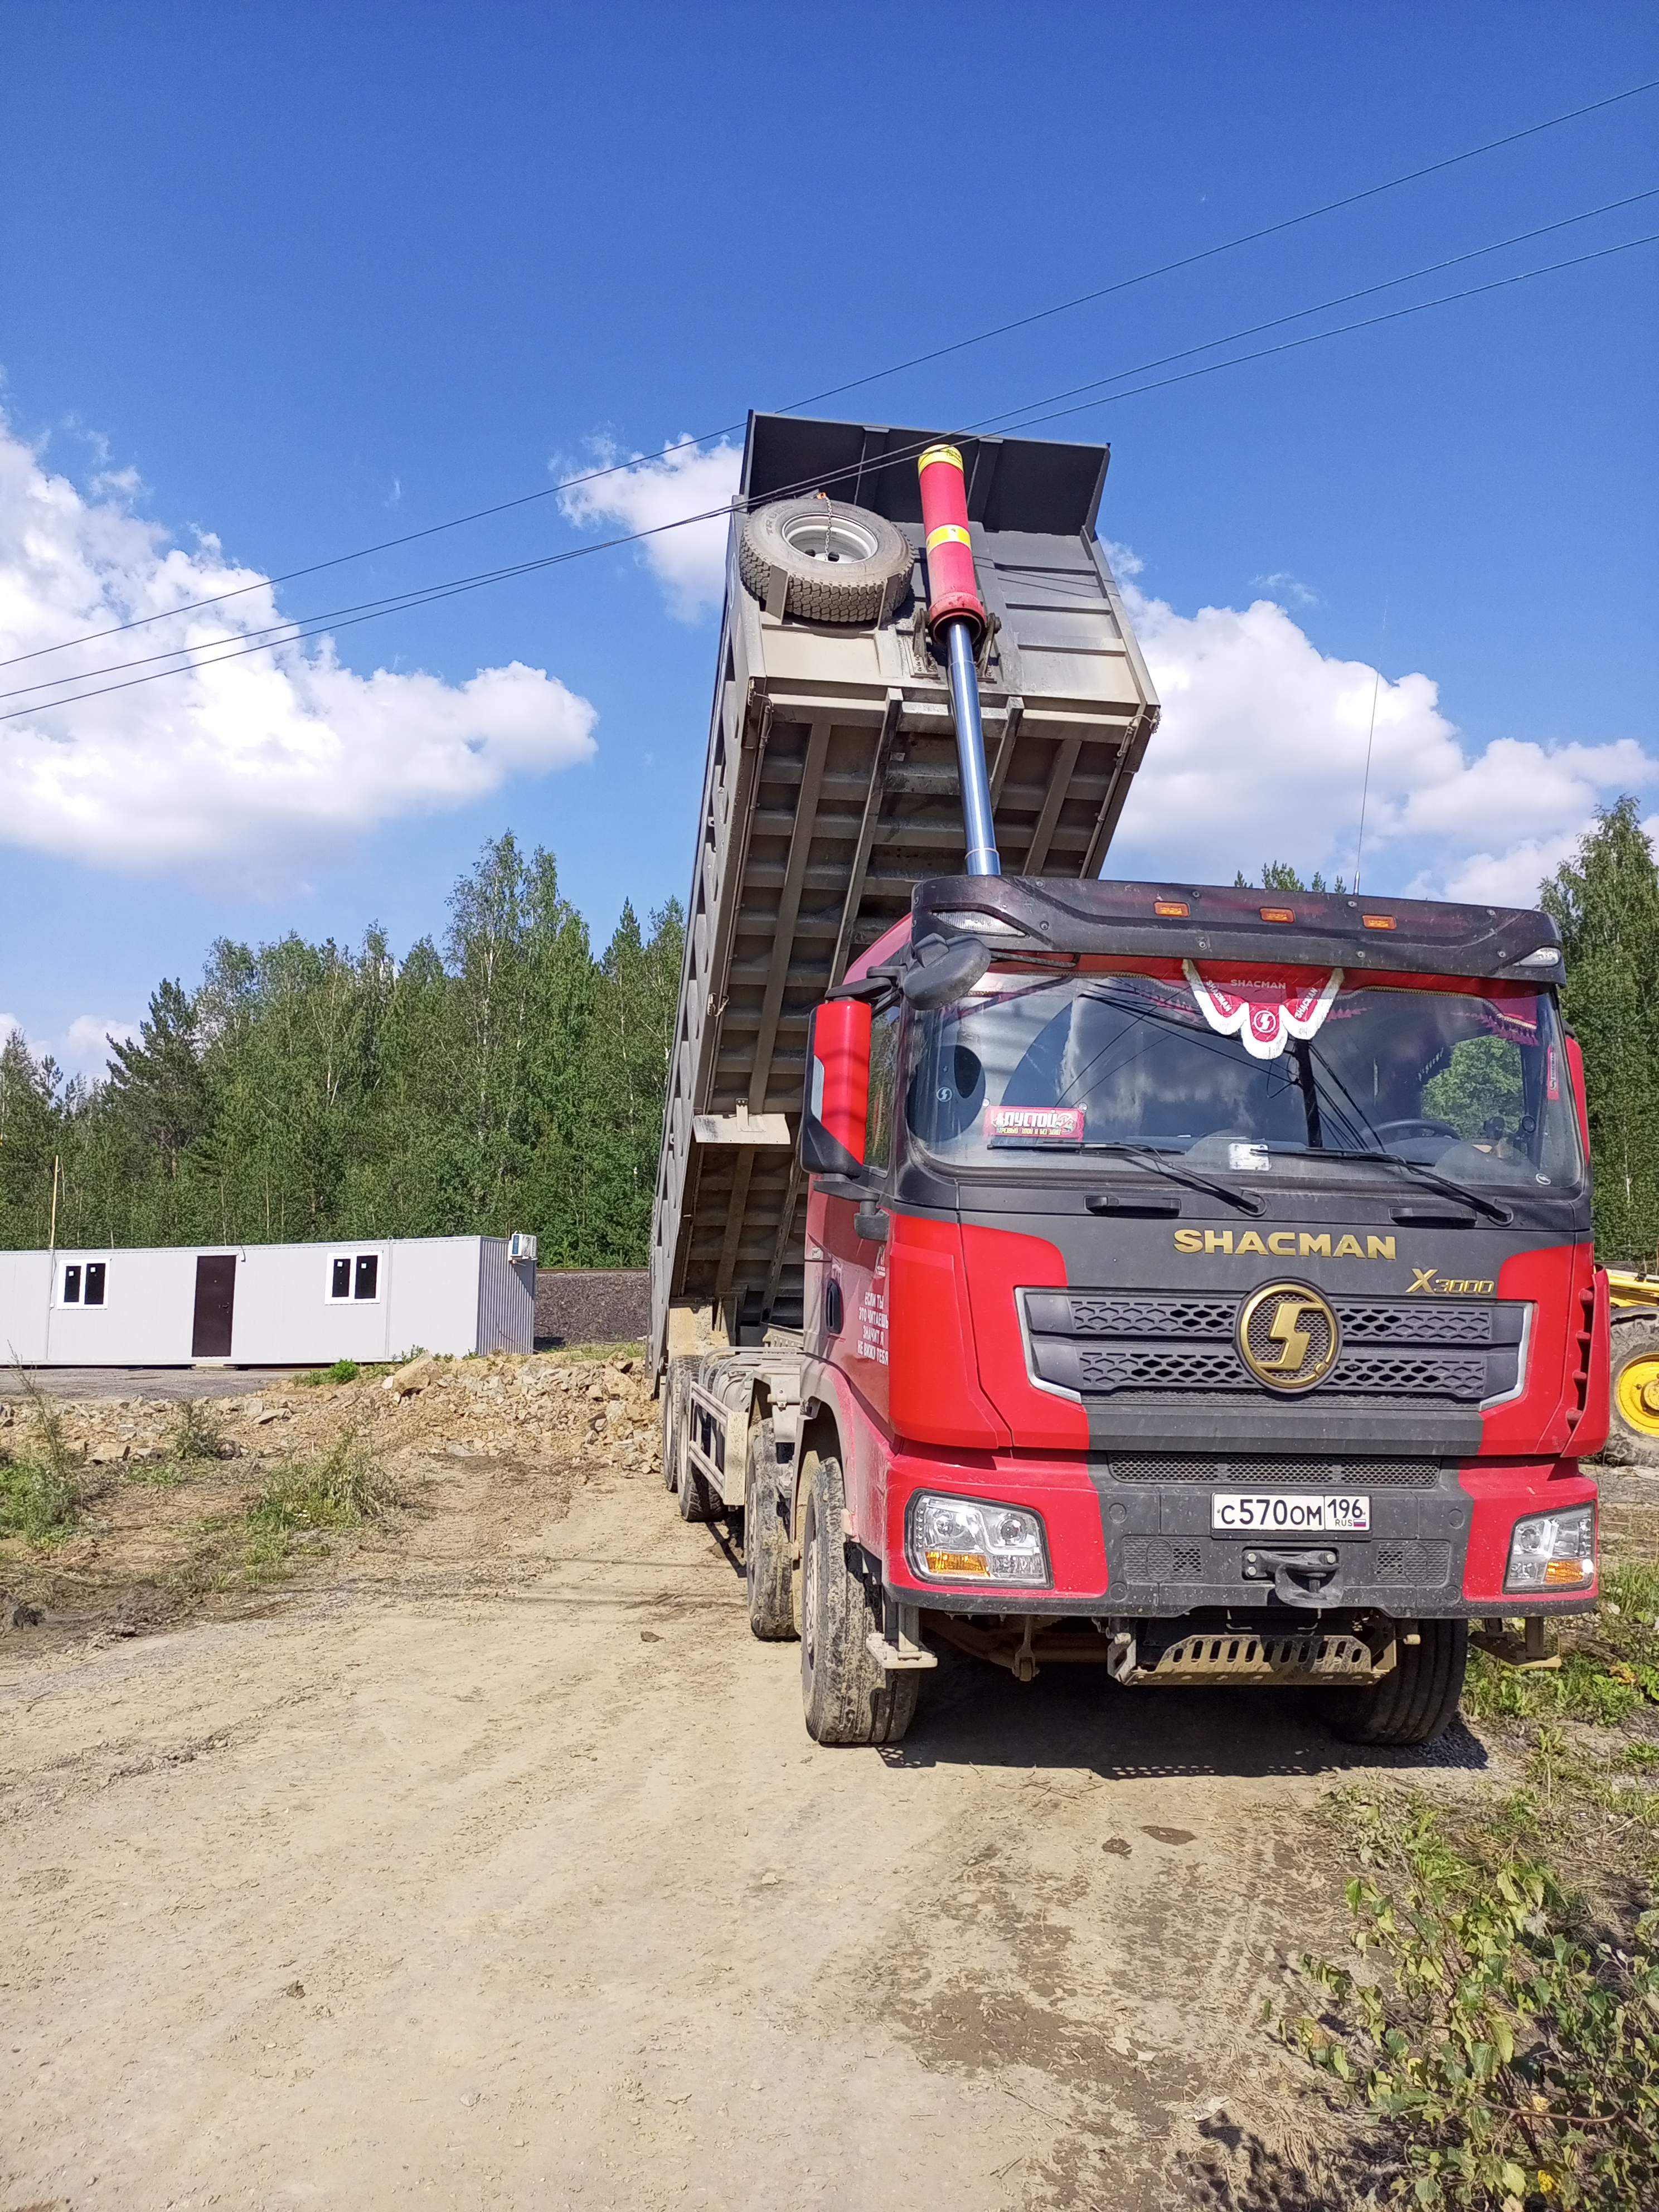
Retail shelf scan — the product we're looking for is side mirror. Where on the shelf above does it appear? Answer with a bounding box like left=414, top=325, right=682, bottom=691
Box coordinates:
left=802, top=1000, right=871, bottom=1176
left=901, top=936, right=990, bottom=1010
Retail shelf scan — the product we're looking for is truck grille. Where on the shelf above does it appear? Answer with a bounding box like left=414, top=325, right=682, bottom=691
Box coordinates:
left=1107, top=1455, right=1442, bottom=1488
left=1026, top=1288, right=1524, bottom=1406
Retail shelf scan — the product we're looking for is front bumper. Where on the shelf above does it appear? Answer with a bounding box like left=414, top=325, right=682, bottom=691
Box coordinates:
left=879, top=1451, right=1599, bottom=1617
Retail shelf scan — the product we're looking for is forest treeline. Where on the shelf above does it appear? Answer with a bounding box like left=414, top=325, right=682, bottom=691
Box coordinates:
left=0, top=835, right=683, bottom=1267
left=5, top=808, right=1659, bottom=1268
left=1233, top=801, right=1659, bottom=1268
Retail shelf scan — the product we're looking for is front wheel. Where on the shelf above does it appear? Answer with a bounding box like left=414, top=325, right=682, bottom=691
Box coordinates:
left=799, top=1452, right=918, bottom=1746
left=1315, top=1620, right=1467, bottom=1747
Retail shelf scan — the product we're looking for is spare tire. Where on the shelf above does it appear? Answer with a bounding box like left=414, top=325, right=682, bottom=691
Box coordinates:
left=739, top=497, right=913, bottom=625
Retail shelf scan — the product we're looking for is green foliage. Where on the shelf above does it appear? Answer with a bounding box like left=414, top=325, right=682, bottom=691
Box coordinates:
left=1235, top=862, right=1349, bottom=893
left=245, top=1433, right=391, bottom=1578
left=0, top=835, right=684, bottom=1265
left=1293, top=1797, right=1659, bottom=2208
left=297, top=1360, right=362, bottom=1388
left=0, top=1378, right=81, bottom=1542
left=1422, top=1037, right=1526, bottom=1143
left=1542, top=799, right=1659, bottom=1265
left=169, top=1400, right=225, bottom=1462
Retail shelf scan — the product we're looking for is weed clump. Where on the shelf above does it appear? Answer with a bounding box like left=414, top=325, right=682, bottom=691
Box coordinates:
left=297, top=1360, right=362, bottom=1388
left=245, top=1432, right=391, bottom=1580
left=1288, top=1794, right=1659, bottom=2208
left=0, top=1375, right=81, bottom=1544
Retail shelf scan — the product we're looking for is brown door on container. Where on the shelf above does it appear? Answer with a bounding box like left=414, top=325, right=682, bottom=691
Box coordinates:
left=191, top=1255, right=237, bottom=1357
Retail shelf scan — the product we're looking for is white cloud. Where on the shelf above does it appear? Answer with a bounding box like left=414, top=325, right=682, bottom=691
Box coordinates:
left=0, top=1009, right=137, bottom=1078
left=0, top=418, right=598, bottom=879
left=1253, top=570, right=1320, bottom=609
left=557, top=436, right=740, bottom=621
left=1111, top=573, right=1656, bottom=906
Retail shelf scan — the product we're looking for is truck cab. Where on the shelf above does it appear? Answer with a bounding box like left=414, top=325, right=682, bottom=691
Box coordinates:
left=784, top=873, right=1607, bottom=1745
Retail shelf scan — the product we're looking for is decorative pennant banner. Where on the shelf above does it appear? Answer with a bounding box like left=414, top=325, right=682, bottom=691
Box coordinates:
left=1183, top=962, right=1344, bottom=1061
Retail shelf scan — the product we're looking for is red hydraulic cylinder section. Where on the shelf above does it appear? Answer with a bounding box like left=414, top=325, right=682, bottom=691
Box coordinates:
left=917, top=443, right=988, bottom=639
left=917, top=443, right=999, bottom=877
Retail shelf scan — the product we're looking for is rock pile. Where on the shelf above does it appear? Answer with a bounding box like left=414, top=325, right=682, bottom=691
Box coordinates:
left=0, top=1352, right=662, bottom=1479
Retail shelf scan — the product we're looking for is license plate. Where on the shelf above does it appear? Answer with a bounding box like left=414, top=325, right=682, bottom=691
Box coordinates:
left=1211, top=1492, right=1371, bottom=1533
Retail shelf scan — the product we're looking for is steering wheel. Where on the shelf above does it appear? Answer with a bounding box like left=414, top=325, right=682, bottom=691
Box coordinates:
left=1372, top=1117, right=1462, bottom=1146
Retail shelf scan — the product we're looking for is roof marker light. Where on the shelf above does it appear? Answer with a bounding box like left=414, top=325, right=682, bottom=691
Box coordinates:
left=1260, top=907, right=1294, bottom=924
left=1154, top=900, right=1190, bottom=918
left=1362, top=914, right=1397, bottom=930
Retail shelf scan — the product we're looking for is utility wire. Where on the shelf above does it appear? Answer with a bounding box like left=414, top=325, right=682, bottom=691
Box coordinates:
left=6, top=184, right=1654, bottom=710
left=7, top=224, right=1655, bottom=728
left=6, top=68, right=1656, bottom=677
left=990, top=227, right=1659, bottom=438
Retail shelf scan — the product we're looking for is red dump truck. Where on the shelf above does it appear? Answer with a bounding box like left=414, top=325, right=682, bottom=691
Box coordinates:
left=652, top=411, right=1609, bottom=1749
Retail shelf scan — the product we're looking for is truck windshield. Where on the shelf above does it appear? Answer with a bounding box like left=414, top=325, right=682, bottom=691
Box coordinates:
left=905, top=966, right=1583, bottom=1191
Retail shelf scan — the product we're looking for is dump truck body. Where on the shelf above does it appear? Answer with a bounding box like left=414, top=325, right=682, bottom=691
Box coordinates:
left=650, top=413, right=1158, bottom=1362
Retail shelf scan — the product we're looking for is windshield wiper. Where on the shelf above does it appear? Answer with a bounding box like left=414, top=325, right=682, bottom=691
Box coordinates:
left=1309, top=1148, right=1515, bottom=1224
left=1083, top=1141, right=1267, bottom=1216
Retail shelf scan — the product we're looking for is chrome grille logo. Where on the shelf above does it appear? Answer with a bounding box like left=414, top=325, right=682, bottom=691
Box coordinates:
left=1236, top=1282, right=1341, bottom=1393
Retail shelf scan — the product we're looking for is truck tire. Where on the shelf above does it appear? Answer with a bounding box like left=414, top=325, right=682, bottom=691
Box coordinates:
left=661, top=1356, right=692, bottom=1492
left=739, top=498, right=913, bottom=627
left=745, top=1418, right=796, bottom=1640
left=799, top=1452, right=919, bottom=1745
left=1314, top=1621, right=1468, bottom=1748
left=1607, top=1316, right=1659, bottom=1467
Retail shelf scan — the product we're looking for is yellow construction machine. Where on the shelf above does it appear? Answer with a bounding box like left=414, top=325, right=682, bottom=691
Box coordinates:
left=1607, top=1270, right=1659, bottom=1463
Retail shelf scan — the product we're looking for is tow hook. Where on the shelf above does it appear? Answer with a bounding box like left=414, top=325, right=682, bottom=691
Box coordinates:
left=1243, top=1547, right=1345, bottom=1608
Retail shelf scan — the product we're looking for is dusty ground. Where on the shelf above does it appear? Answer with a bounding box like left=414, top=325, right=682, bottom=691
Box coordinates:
left=0, top=1361, right=1583, bottom=2212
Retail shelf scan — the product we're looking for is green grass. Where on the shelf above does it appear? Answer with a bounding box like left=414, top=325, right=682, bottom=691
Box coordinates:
left=244, top=1432, right=392, bottom=1581
left=1461, top=1569, right=1659, bottom=1727
left=1288, top=1793, right=1659, bottom=2209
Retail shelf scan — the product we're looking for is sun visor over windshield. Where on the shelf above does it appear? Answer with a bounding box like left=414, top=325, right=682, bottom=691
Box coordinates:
left=1183, top=963, right=1343, bottom=1061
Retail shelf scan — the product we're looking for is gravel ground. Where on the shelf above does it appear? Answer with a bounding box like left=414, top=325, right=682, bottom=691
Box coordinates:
left=0, top=1356, right=1520, bottom=2212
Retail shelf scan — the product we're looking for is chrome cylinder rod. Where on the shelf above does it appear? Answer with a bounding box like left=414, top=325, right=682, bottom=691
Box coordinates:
left=944, top=616, right=1001, bottom=877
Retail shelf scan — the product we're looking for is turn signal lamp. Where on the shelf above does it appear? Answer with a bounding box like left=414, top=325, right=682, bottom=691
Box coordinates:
left=1505, top=1505, right=1595, bottom=1593
left=1260, top=906, right=1294, bottom=924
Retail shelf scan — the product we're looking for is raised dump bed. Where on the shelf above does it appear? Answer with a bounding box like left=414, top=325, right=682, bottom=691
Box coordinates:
left=649, top=411, right=1160, bottom=1368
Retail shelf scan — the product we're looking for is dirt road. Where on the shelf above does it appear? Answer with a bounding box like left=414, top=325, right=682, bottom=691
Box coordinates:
left=2, top=1399, right=1503, bottom=2211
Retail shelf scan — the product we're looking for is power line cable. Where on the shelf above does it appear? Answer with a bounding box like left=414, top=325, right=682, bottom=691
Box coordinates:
left=6, top=224, right=1654, bottom=728
left=989, top=227, right=1659, bottom=438
left=6, top=69, right=1655, bottom=676
left=6, top=185, right=1653, bottom=710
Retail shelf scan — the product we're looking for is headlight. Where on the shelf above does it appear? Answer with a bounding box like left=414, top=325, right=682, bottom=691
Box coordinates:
left=907, top=1493, right=1050, bottom=1585
left=1505, top=1505, right=1595, bottom=1593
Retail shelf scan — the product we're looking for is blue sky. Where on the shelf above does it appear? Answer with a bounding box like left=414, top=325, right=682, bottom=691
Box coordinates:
left=2, top=1, right=1656, bottom=1070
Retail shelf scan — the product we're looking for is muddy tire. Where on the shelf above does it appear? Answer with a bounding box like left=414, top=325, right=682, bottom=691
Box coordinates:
left=1607, top=1317, right=1659, bottom=1468
left=739, top=498, right=913, bottom=626
left=745, top=1418, right=796, bottom=1641
left=661, top=1357, right=692, bottom=1492
left=799, top=1452, right=919, bottom=1745
left=1315, top=1620, right=1468, bottom=1748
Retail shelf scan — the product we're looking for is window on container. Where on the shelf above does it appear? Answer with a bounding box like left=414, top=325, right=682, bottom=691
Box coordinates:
left=331, top=1256, right=353, bottom=1300
left=354, top=1254, right=379, bottom=1301
left=62, top=1264, right=81, bottom=1304
left=84, top=1262, right=106, bottom=1306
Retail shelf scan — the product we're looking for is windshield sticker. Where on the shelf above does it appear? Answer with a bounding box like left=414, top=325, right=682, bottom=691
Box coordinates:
left=985, top=1104, right=1085, bottom=1146
left=1182, top=963, right=1343, bottom=1061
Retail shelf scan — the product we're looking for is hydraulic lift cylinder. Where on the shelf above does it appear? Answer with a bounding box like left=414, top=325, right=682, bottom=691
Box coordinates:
left=918, top=443, right=1000, bottom=877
